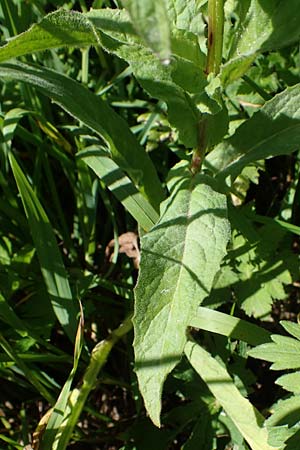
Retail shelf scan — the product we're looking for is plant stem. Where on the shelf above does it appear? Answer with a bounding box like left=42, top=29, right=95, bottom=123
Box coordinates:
left=191, top=0, right=225, bottom=174
left=206, top=0, right=225, bottom=75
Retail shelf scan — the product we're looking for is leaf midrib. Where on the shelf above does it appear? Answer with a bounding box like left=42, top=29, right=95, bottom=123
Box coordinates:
left=160, top=181, right=193, bottom=362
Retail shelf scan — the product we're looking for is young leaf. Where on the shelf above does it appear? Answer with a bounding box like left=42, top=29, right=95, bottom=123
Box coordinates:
left=206, top=83, right=300, bottom=179
left=122, top=0, right=171, bottom=63
left=9, top=153, right=79, bottom=342
left=134, top=166, right=230, bottom=426
left=0, top=62, right=164, bottom=211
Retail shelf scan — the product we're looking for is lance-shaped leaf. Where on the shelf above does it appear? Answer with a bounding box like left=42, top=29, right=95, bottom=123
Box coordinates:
left=205, top=83, right=300, bottom=179
left=0, top=62, right=164, bottom=211
left=122, top=0, right=171, bottom=63
left=134, top=166, right=230, bottom=426
left=0, top=9, right=99, bottom=63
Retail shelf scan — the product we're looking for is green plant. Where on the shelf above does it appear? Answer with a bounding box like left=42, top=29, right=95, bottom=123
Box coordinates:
left=0, top=0, right=300, bottom=449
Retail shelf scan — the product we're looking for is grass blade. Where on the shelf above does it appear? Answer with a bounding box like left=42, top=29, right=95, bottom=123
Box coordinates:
left=9, top=153, right=79, bottom=342
left=78, top=147, right=159, bottom=231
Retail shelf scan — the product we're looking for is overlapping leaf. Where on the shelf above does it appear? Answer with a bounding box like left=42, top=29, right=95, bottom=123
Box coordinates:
left=222, top=0, right=300, bottom=85
left=9, top=154, right=79, bottom=342
left=206, top=83, right=300, bottom=179
left=77, top=147, right=159, bottom=231
left=86, top=8, right=206, bottom=148
left=122, top=0, right=171, bottom=62
left=134, top=165, right=230, bottom=426
left=185, top=340, right=277, bottom=450
left=0, top=62, right=164, bottom=211
left=248, top=321, right=300, bottom=370
left=0, top=9, right=99, bottom=63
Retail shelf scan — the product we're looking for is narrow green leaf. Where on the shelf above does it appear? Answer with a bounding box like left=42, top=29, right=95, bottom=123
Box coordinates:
left=189, top=307, right=272, bottom=346
left=0, top=62, right=164, bottom=211
left=122, top=0, right=171, bottom=63
left=9, top=153, right=78, bottom=342
left=52, top=315, right=133, bottom=450
left=78, top=147, right=159, bottom=232
left=40, top=305, right=84, bottom=450
left=2, top=108, right=29, bottom=144
left=0, top=434, right=23, bottom=449
left=0, top=292, right=30, bottom=338
left=134, top=166, right=230, bottom=426
left=0, top=9, right=99, bottom=63
left=206, top=83, right=300, bottom=179
left=0, top=331, right=53, bottom=403
left=185, top=340, right=278, bottom=450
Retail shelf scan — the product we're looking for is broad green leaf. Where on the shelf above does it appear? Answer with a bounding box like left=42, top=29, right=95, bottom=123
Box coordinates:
left=78, top=147, right=158, bottom=232
left=189, top=307, right=271, bottom=346
left=185, top=340, right=277, bottom=450
left=206, top=83, right=300, bottom=179
left=9, top=153, right=78, bottom=342
left=134, top=166, right=230, bottom=426
left=122, top=0, right=171, bottom=63
left=86, top=8, right=205, bottom=148
left=230, top=0, right=300, bottom=59
left=222, top=0, right=300, bottom=84
left=165, top=0, right=207, bottom=36
left=0, top=62, right=164, bottom=211
left=248, top=335, right=300, bottom=370
left=0, top=9, right=99, bottom=63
